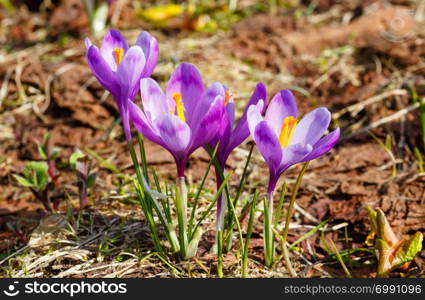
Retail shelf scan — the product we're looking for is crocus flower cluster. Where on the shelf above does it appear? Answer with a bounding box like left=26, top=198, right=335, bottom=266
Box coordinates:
left=85, top=28, right=340, bottom=264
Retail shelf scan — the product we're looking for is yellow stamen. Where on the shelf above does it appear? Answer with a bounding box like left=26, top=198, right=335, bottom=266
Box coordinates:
left=279, top=116, right=298, bottom=148
left=224, top=90, right=233, bottom=106
left=172, top=92, right=186, bottom=122
left=113, top=47, right=124, bottom=65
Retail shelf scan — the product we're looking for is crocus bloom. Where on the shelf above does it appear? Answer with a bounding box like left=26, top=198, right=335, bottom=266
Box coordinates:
left=248, top=89, right=340, bottom=193
left=206, top=82, right=266, bottom=231
left=129, top=63, right=226, bottom=177
left=248, top=89, right=339, bottom=266
left=85, top=29, right=159, bottom=139
left=129, top=63, right=226, bottom=258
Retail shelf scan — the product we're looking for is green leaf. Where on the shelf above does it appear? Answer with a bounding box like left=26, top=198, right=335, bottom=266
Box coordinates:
left=367, top=206, right=377, bottom=232
left=86, top=173, right=97, bottom=188
left=186, top=227, right=202, bottom=259
left=25, top=162, right=48, bottom=189
left=0, top=0, right=15, bottom=12
left=69, top=151, right=85, bottom=170
left=289, top=219, right=329, bottom=250
left=85, top=148, right=120, bottom=174
left=50, top=147, right=61, bottom=160
left=37, top=144, right=48, bottom=160
left=13, top=174, right=34, bottom=187
left=393, top=232, right=423, bottom=268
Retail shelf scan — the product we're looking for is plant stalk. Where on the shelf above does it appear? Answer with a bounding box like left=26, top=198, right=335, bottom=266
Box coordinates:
left=264, top=192, right=274, bottom=267
left=217, top=230, right=223, bottom=278
left=176, top=176, right=188, bottom=258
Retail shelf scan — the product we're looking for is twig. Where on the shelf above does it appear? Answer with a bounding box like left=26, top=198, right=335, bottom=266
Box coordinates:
left=0, top=246, right=29, bottom=266
left=345, top=100, right=423, bottom=139
left=333, top=89, right=407, bottom=119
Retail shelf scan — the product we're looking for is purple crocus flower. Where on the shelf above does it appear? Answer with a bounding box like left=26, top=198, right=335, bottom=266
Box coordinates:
left=129, top=62, right=226, bottom=177
left=247, top=89, right=340, bottom=194
left=129, top=63, right=226, bottom=257
left=85, top=29, right=159, bottom=139
left=206, top=82, right=267, bottom=231
left=248, top=89, right=339, bottom=266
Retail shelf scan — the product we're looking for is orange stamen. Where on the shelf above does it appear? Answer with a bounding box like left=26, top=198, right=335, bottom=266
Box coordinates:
left=113, top=47, right=124, bottom=65
left=224, top=90, right=233, bottom=106
left=278, top=116, right=298, bottom=148
left=172, top=92, right=186, bottom=122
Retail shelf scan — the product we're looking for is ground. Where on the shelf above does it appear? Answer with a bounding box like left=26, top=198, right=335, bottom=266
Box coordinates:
left=0, top=0, right=424, bottom=278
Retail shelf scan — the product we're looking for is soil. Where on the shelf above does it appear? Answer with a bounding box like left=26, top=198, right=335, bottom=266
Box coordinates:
left=0, top=0, right=424, bottom=277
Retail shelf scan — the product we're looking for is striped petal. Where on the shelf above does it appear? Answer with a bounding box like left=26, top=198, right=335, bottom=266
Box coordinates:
left=100, top=29, right=129, bottom=71
left=291, top=107, right=331, bottom=146
left=265, top=89, right=298, bottom=137
left=166, top=63, right=204, bottom=125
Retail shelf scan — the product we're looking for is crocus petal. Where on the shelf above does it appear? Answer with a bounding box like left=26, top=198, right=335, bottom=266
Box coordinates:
left=85, top=37, right=92, bottom=49
left=247, top=103, right=264, bottom=137
left=302, top=128, right=340, bottom=162
left=120, top=104, right=132, bottom=140
left=86, top=45, right=119, bottom=96
left=253, top=121, right=283, bottom=173
left=128, top=101, right=164, bottom=146
left=136, top=31, right=159, bottom=77
left=116, top=46, right=146, bottom=101
left=265, top=89, right=298, bottom=136
left=291, top=107, right=331, bottom=146
left=224, top=100, right=263, bottom=160
left=140, top=78, right=173, bottom=121
left=190, top=95, right=225, bottom=152
left=166, top=63, right=204, bottom=125
left=229, top=83, right=267, bottom=151
left=214, top=112, right=233, bottom=165
left=232, top=82, right=267, bottom=138
left=100, top=29, right=129, bottom=71
left=280, top=143, right=313, bottom=171
left=154, top=114, right=191, bottom=157
left=225, top=99, right=235, bottom=127
left=191, top=82, right=226, bottom=130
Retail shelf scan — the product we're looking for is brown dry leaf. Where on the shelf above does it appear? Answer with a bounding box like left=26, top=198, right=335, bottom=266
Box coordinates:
left=28, top=214, right=69, bottom=249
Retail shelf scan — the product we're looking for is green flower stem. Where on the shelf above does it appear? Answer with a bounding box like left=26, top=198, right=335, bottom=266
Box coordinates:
left=274, top=181, right=287, bottom=230
left=128, top=140, right=144, bottom=188
left=137, top=133, right=149, bottom=183
left=176, top=176, right=188, bottom=258
left=264, top=192, right=274, bottom=267
left=217, top=230, right=223, bottom=278
left=281, top=161, right=309, bottom=277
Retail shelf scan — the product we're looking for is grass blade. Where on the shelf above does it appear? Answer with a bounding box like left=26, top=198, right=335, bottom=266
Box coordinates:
left=191, top=173, right=231, bottom=240
left=188, top=143, right=219, bottom=236
left=289, top=220, right=328, bottom=250
left=242, top=189, right=258, bottom=278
